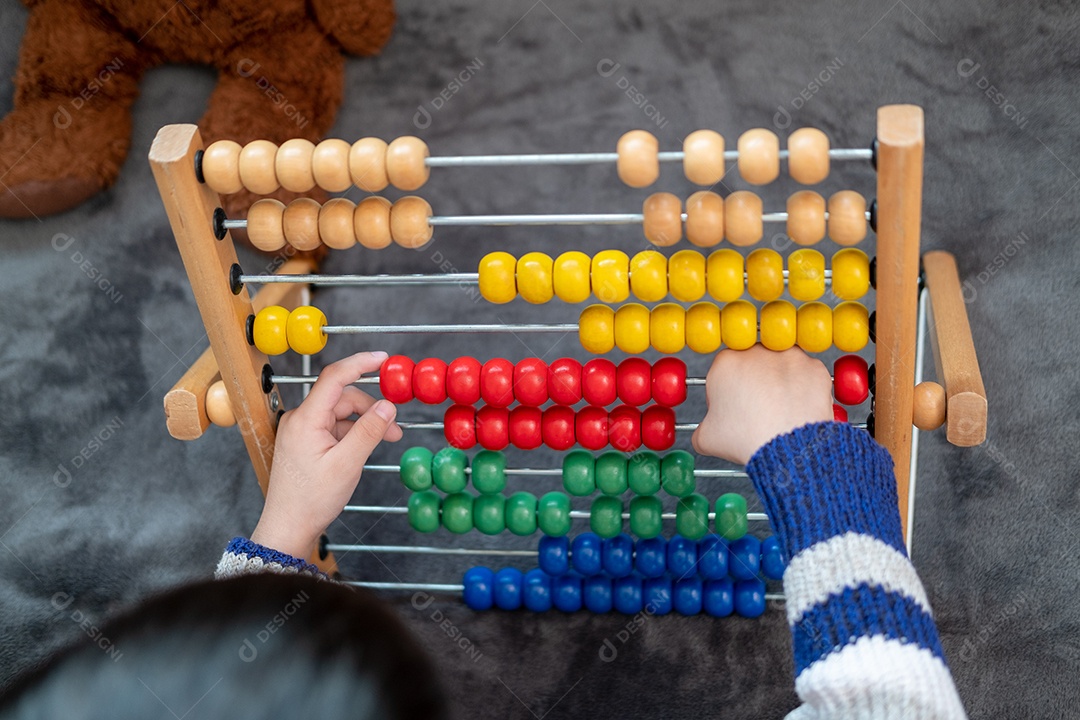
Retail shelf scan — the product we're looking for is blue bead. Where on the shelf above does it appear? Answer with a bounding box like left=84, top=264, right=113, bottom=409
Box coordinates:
left=667, top=535, right=698, bottom=579
left=493, top=567, right=523, bottom=610
left=698, top=534, right=729, bottom=580
left=673, top=577, right=703, bottom=616
left=734, top=578, right=766, bottom=618
left=538, top=535, right=570, bottom=576
left=761, top=535, right=786, bottom=580
left=523, top=568, right=553, bottom=612
left=571, top=533, right=604, bottom=576
left=463, top=566, right=495, bottom=611
left=729, top=535, right=761, bottom=580
left=553, top=574, right=583, bottom=612
left=603, top=534, right=635, bottom=578
left=634, top=537, right=667, bottom=578
left=703, top=578, right=734, bottom=617
left=643, top=576, right=672, bottom=615
left=613, top=574, right=643, bottom=615
left=583, top=575, right=613, bottom=613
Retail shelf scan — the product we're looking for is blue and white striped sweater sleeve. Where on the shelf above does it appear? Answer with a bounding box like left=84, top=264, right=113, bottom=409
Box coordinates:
left=215, top=537, right=328, bottom=580
left=746, top=422, right=967, bottom=720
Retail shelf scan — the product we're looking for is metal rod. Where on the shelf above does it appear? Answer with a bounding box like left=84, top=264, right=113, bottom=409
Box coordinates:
left=326, top=544, right=539, bottom=557
left=341, top=505, right=770, bottom=521
left=242, top=269, right=837, bottom=287
left=272, top=374, right=708, bottom=386
left=344, top=579, right=786, bottom=601
left=421, top=147, right=872, bottom=168
left=355, top=464, right=751, bottom=479
left=908, top=286, right=929, bottom=557
left=323, top=323, right=579, bottom=335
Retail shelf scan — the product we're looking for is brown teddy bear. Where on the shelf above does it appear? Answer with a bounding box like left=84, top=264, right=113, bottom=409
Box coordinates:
left=0, top=0, right=394, bottom=221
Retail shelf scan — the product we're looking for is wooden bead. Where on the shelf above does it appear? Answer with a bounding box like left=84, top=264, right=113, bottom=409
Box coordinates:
left=386, top=136, right=431, bottom=191
left=685, top=191, right=724, bottom=248
left=706, top=249, right=744, bottom=302
left=312, top=139, right=352, bottom=192
left=591, top=250, right=630, bottom=303
left=683, top=130, right=725, bottom=185
left=629, top=250, right=668, bottom=302
left=685, top=302, right=721, bottom=353
left=354, top=196, right=392, bottom=249
left=614, top=303, right=651, bottom=354
left=319, top=198, right=357, bottom=250
left=286, top=306, right=328, bottom=355
left=553, top=251, right=591, bottom=303
left=478, top=252, right=518, bottom=304
left=650, top=303, right=686, bottom=354
left=737, top=129, right=779, bottom=185
left=617, top=130, right=659, bottom=188
left=349, top=137, right=389, bottom=192
left=237, top=140, right=280, bottom=195
left=746, top=248, right=784, bottom=302
left=668, top=250, right=706, bottom=302
left=828, top=191, right=868, bottom=245
left=831, top=248, right=871, bottom=300
left=390, top=196, right=433, bottom=248
left=517, top=252, right=555, bottom=304
left=787, top=190, right=826, bottom=246
left=205, top=380, right=236, bottom=428
left=724, top=191, right=762, bottom=247
left=247, top=199, right=287, bottom=252
left=913, top=381, right=947, bottom=431
left=721, top=300, right=757, bottom=350
left=275, top=138, right=316, bottom=193
left=833, top=301, right=869, bottom=352
left=579, top=304, right=615, bottom=354
left=760, top=300, right=796, bottom=351
left=787, top=248, right=826, bottom=301
left=282, top=197, right=322, bottom=251
left=202, top=140, right=243, bottom=194
left=796, top=301, right=832, bottom=353
left=642, top=192, right=682, bottom=247
left=253, top=306, right=290, bottom=356
left=788, top=128, right=830, bottom=185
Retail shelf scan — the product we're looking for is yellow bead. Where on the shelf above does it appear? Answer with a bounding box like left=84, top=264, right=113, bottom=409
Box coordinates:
left=721, top=300, right=757, bottom=350
left=629, top=250, right=668, bottom=302
left=553, top=251, right=592, bottom=304
left=831, top=249, right=870, bottom=300
left=788, top=249, right=826, bottom=301
left=833, top=301, right=870, bottom=352
left=796, top=302, right=832, bottom=353
left=706, top=249, right=745, bottom=302
left=478, top=252, right=517, bottom=304
left=517, top=252, right=554, bottom=304
left=614, top=303, right=651, bottom=354
left=746, top=248, right=784, bottom=302
left=760, top=301, right=796, bottom=351
left=591, top=250, right=630, bottom=304
left=579, top=305, right=615, bottom=354
left=650, top=303, right=686, bottom=354
left=668, top=250, right=707, bottom=302
left=286, top=306, right=328, bottom=355
left=252, top=305, right=290, bottom=356
left=685, top=302, right=721, bottom=353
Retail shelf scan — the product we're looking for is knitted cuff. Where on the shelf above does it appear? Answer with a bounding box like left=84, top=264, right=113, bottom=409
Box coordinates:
left=214, top=537, right=327, bottom=580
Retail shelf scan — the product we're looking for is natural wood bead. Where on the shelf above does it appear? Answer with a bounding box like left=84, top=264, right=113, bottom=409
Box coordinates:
left=642, top=192, right=682, bottom=247
left=247, top=199, right=287, bottom=252
left=312, top=139, right=353, bottom=192
left=319, top=198, right=357, bottom=250
left=724, top=191, right=763, bottom=246
left=238, top=140, right=280, bottom=195
left=787, top=190, right=826, bottom=246
left=617, top=130, right=659, bottom=188
left=390, top=196, right=433, bottom=248
left=275, top=139, right=316, bottom=192
left=685, top=191, right=724, bottom=248
left=737, top=129, right=779, bottom=185
left=205, top=380, right=236, bottom=428
left=202, top=140, right=243, bottom=194
left=828, top=191, right=868, bottom=245
left=349, top=137, right=389, bottom=192
left=354, top=196, right=393, bottom=249
left=283, top=198, right=322, bottom=251
left=912, top=381, right=947, bottom=431
left=683, top=130, right=725, bottom=185
left=386, top=136, right=431, bottom=191
left=788, top=128, right=829, bottom=184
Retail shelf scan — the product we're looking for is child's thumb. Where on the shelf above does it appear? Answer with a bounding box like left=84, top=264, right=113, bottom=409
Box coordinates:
left=336, top=400, right=397, bottom=465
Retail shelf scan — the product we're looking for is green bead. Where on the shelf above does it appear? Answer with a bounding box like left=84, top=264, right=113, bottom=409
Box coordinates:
left=562, top=450, right=596, bottom=497
left=590, top=495, right=624, bottom=538
left=715, top=492, right=748, bottom=540
left=408, top=490, right=441, bottom=533
left=629, top=495, right=663, bottom=539
left=596, top=452, right=628, bottom=496
left=676, top=493, right=710, bottom=540
left=628, top=452, right=661, bottom=496
left=399, top=447, right=434, bottom=491
left=505, top=491, right=538, bottom=536
left=441, top=492, right=474, bottom=534
left=661, top=450, right=696, bottom=498
left=474, top=494, right=506, bottom=535
left=471, top=450, right=507, bottom=494
left=432, top=447, right=469, bottom=493
left=537, top=491, right=572, bottom=537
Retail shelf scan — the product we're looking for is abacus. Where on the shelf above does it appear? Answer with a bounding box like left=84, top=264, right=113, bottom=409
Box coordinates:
left=152, top=104, right=986, bottom=617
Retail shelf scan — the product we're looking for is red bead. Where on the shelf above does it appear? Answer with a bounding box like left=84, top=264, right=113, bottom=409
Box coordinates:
left=582, top=358, right=617, bottom=407
left=547, top=358, right=583, bottom=405
left=575, top=405, right=610, bottom=450
left=514, top=358, right=549, bottom=407
left=509, top=406, right=543, bottom=449
left=476, top=405, right=510, bottom=450
left=641, top=405, right=676, bottom=450
left=833, top=355, right=869, bottom=405
left=651, top=357, right=688, bottom=408
left=616, top=358, right=652, bottom=406
left=608, top=405, right=642, bottom=452
left=481, top=358, right=515, bottom=408
left=542, top=405, right=576, bottom=451
left=444, top=404, right=476, bottom=449
left=412, top=358, right=448, bottom=404
left=380, top=355, right=415, bottom=403
left=446, top=356, right=482, bottom=405
left=833, top=403, right=849, bottom=423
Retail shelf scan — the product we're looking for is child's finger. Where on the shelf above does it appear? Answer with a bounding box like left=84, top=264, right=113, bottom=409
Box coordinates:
left=332, top=417, right=403, bottom=443
left=301, top=352, right=388, bottom=418
left=331, top=400, right=398, bottom=469
left=333, top=386, right=379, bottom=420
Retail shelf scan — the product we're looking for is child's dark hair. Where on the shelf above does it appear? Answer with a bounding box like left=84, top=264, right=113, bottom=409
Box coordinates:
left=0, top=573, right=445, bottom=719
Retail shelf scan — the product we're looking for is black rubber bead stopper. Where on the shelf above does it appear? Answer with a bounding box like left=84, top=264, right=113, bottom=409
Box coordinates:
left=869, top=257, right=877, bottom=290
left=869, top=199, right=878, bottom=233
left=319, top=534, right=329, bottom=561
left=870, top=138, right=878, bottom=171
left=868, top=311, right=877, bottom=344
left=245, top=314, right=255, bottom=346
left=212, top=208, right=227, bottom=240
left=194, top=149, right=205, bottom=184
left=866, top=411, right=876, bottom=438
left=867, top=363, right=876, bottom=397
left=261, top=364, right=274, bottom=393
left=229, top=263, right=244, bottom=296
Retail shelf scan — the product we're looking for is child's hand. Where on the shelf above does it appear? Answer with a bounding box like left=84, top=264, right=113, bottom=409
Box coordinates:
left=692, top=345, right=833, bottom=465
left=251, top=351, right=402, bottom=559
